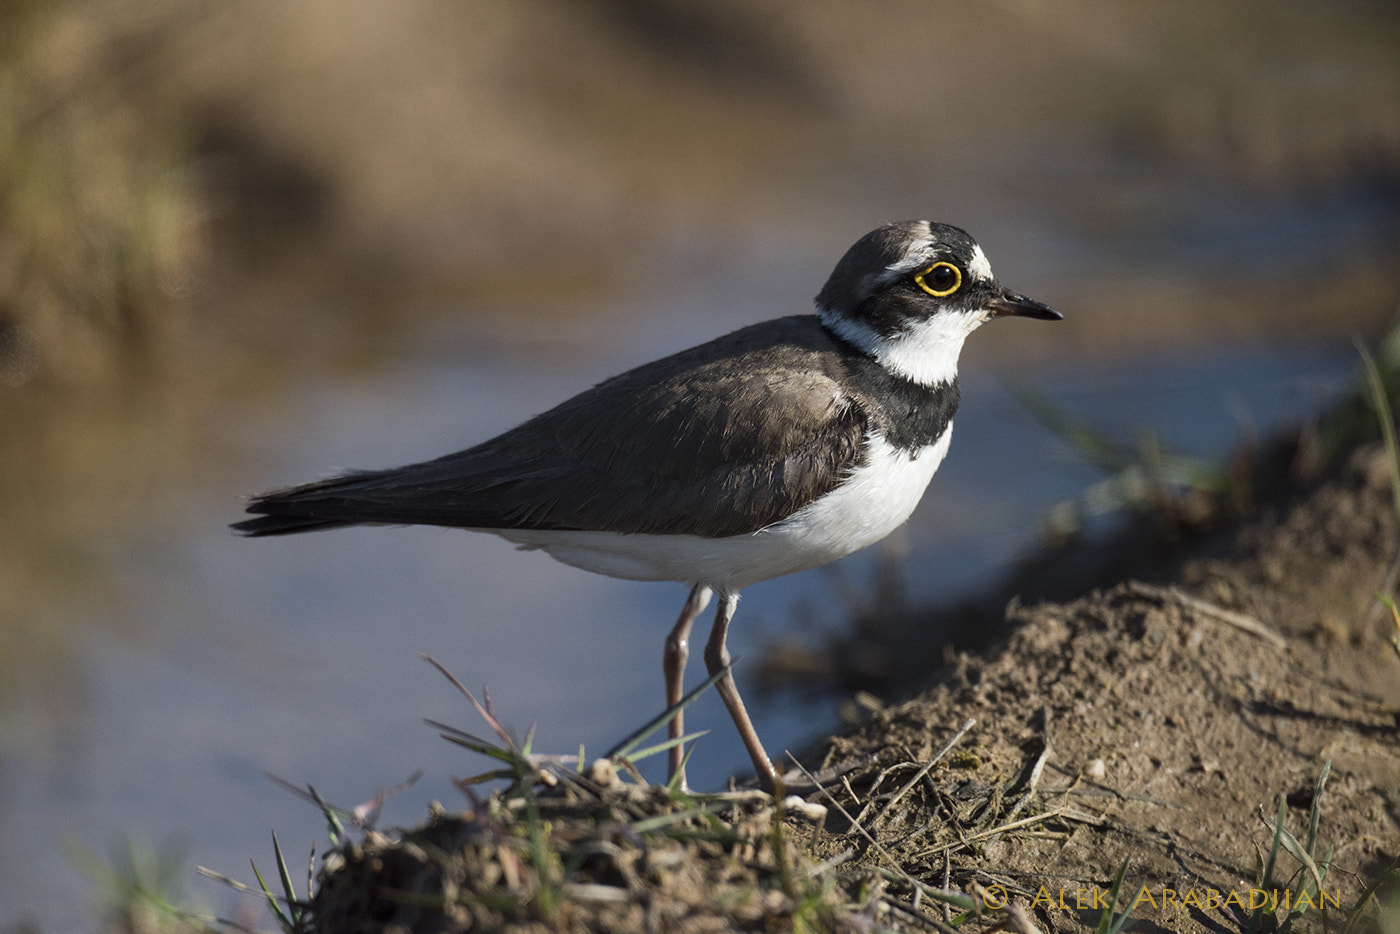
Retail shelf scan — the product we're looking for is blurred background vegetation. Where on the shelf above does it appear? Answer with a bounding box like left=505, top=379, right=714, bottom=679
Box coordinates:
left=0, top=1, right=1397, bottom=928
left=4, top=0, right=1396, bottom=581
left=3, top=0, right=1397, bottom=393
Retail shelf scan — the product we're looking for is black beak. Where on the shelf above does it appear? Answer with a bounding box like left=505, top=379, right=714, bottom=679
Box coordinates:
left=987, top=287, right=1062, bottom=321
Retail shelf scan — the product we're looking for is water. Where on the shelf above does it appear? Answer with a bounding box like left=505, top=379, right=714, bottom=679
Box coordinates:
left=0, top=264, right=1361, bottom=928
left=0, top=160, right=1385, bottom=924
left=4, top=2, right=1399, bottom=926
left=2, top=43, right=1393, bottom=926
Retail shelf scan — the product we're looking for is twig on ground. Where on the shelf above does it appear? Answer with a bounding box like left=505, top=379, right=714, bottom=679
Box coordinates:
left=870, top=719, right=977, bottom=829
left=1127, top=581, right=1287, bottom=649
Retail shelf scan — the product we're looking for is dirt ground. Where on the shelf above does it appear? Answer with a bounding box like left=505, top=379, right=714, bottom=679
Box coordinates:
left=806, top=445, right=1400, bottom=931
left=298, top=436, right=1400, bottom=933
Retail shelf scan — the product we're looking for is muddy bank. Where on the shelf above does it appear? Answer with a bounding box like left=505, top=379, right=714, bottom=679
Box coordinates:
left=808, top=449, right=1400, bottom=931
left=286, top=435, right=1400, bottom=932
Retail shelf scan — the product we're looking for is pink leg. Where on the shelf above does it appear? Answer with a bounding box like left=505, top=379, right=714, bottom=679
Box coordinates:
left=703, top=592, right=778, bottom=792
left=664, top=584, right=711, bottom=789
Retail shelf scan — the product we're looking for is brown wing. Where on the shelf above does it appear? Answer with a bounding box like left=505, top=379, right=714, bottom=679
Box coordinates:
left=234, top=317, right=871, bottom=539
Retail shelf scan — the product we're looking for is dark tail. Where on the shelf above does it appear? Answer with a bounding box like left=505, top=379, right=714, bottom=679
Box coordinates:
left=233, top=454, right=524, bottom=536
left=231, top=512, right=356, bottom=536
left=232, top=472, right=381, bottom=537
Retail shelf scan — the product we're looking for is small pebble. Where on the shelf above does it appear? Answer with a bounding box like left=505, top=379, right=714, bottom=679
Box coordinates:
left=783, top=796, right=828, bottom=822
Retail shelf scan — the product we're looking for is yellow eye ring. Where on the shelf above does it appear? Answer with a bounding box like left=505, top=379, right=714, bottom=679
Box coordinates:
left=914, top=261, right=962, bottom=298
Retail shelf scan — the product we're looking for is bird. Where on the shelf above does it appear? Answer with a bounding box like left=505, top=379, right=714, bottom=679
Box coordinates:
left=233, top=221, right=1061, bottom=792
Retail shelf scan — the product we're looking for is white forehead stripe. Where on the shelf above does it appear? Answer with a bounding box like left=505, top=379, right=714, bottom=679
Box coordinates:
left=876, top=226, right=993, bottom=286
left=882, top=221, right=937, bottom=275
left=859, top=224, right=938, bottom=294
left=967, top=243, right=993, bottom=282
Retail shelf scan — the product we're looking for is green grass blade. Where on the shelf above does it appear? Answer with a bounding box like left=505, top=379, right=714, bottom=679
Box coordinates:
left=605, top=663, right=729, bottom=761
left=1269, top=814, right=1327, bottom=900
left=1305, top=760, right=1330, bottom=855
left=1357, top=337, right=1400, bottom=526
left=304, top=785, right=347, bottom=847
left=1108, top=889, right=1148, bottom=934
left=427, top=720, right=521, bottom=763
left=630, top=802, right=732, bottom=834
left=421, top=655, right=517, bottom=751
left=621, top=730, right=710, bottom=765
left=1340, top=859, right=1400, bottom=934
left=1379, top=593, right=1400, bottom=661
left=457, top=767, right=521, bottom=785
left=1006, top=379, right=1133, bottom=474
left=1095, top=860, right=1129, bottom=934
left=665, top=742, right=699, bottom=795
left=1262, top=794, right=1287, bottom=888
left=272, top=832, right=299, bottom=907
left=1249, top=795, right=1290, bottom=934
left=250, top=859, right=295, bottom=930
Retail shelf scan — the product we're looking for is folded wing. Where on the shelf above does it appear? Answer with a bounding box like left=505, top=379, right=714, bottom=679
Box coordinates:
left=233, top=318, right=871, bottom=539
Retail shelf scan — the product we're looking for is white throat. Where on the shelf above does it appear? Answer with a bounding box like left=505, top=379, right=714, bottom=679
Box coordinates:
left=817, top=305, right=986, bottom=387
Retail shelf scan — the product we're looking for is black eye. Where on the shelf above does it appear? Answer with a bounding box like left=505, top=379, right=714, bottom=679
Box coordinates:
left=914, top=261, right=962, bottom=298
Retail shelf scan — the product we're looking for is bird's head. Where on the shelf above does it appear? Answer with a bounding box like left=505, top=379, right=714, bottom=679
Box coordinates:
left=816, top=221, right=1061, bottom=386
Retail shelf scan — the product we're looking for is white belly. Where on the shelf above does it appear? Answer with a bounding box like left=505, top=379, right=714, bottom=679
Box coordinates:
left=493, top=426, right=952, bottom=594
